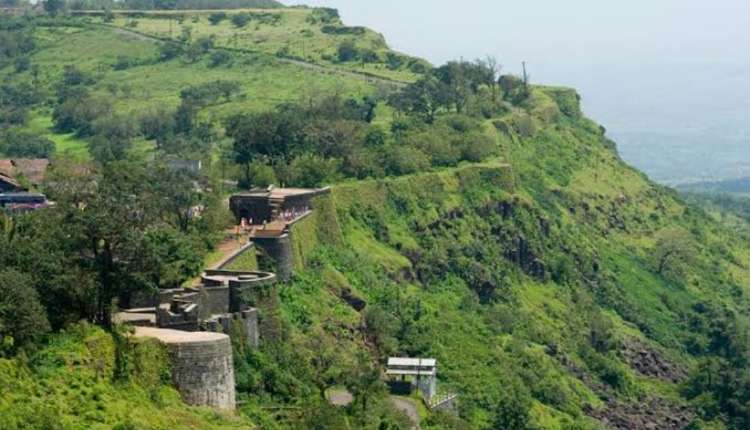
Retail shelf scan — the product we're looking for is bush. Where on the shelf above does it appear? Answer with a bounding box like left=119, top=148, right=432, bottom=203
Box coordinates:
left=113, top=55, right=137, bottom=71
left=360, top=49, right=379, bottom=63
left=385, top=52, right=403, bottom=70
left=209, top=50, right=232, bottom=68
left=52, top=94, right=113, bottom=136
left=337, top=41, right=359, bottom=62
left=13, top=56, right=29, bottom=73
left=231, top=13, right=250, bottom=28
left=384, top=145, right=430, bottom=176
left=158, top=43, right=183, bottom=62
left=208, top=12, right=226, bottom=25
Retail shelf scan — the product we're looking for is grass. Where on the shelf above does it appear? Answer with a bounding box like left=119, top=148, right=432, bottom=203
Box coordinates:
left=0, top=323, right=253, bottom=430
left=5, top=23, right=381, bottom=159
left=86, top=8, right=421, bottom=83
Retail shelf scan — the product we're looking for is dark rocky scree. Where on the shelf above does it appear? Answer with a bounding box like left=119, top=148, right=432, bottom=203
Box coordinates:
left=339, top=286, right=366, bottom=312
left=620, top=340, right=688, bottom=383
left=586, top=398, right=694, bottom=430
left=549, top=346, right=692, bottom=429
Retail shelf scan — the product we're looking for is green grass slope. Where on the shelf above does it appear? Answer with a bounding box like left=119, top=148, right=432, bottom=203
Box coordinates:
left=1, top=20, right=379, bottom=158
left=0, top=323, right=252, bottom=430
left=79, top=7, right=426, bottom=82
left=269, top=87, right=750, bottom=429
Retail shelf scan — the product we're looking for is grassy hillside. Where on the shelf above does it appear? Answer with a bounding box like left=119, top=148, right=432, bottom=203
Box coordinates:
left=3, top=8, right=750, bottom=430
left=0, top=323, right=253, bottom=430
left=79, top=7, right=427, bottom=81
left=249, top=86, right=750, bottom=429
left=1, top=19, right=381, bottom=159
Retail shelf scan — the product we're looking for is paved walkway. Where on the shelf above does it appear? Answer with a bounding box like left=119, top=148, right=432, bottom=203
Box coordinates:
left=209, top=230, right=253, bottom=270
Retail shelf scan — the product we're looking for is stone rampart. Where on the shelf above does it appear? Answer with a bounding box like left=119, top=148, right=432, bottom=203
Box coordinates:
left=134, top=327, right=236, bottom=410
left=252, top=234, right=293, bottom=281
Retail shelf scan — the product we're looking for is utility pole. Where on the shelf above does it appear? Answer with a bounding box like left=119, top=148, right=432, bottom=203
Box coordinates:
left=522, top=61, right=530, bottom=98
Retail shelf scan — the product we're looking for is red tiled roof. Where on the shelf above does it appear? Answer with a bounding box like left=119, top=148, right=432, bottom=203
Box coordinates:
left=12, top=159, right=50, bottom=185
left=0, top=160, right=13, bottom=177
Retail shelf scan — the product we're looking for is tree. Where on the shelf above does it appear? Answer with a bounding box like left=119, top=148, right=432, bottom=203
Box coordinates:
left=51, top=162, right=162, bottom=327
left=140, top=106, right=176, bottom=146
left=226, top=111, right=303, bottom=185
left=208, top=12, right=227, bottom=25
left=652, top=227, right=697, bottom=278
left=337, top=41, right=359, bottom=62
left=89, top=113, right=138, bottom=164
left=346, top=352, right=385, bottom=421
left=158, top=42, right=183, bottom=61
left=0, top=269, right=50, bottom=355
left=43, top=0, right=64, bottom=15
left=142, top=228, right=204, bottom=290
left=491, top=379, right=534, bottom=430
left=148, top=165, right=202, bottom=232
left=499, top=74, right=525, bottom=103
left=305, top=329, right=344, bottom=399
left=284, top=153, right=340, bottom=188
left=388, top=75, right=448, bottom=123
left=0, top=129, right=55, bottom=158
left=231, top=13, right=250, bottom=28
left=209, top=50, right=232, bottom=67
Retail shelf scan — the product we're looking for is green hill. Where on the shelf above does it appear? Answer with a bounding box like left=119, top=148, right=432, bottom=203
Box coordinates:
left=2, top=8, right=750, bottom=430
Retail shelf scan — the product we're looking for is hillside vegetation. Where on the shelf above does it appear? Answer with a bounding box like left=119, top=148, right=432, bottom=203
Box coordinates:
left=2, top=7, right=750, bottom=430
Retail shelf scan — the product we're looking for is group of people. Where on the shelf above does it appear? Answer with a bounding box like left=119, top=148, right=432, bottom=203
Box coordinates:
left=277, top=206, right=309, bottom=222
left=236, top=206, right=310, bottom=235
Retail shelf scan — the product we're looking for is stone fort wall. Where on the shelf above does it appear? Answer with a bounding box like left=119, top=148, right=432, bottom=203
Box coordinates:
left=135, top=327, right=236, bottom=410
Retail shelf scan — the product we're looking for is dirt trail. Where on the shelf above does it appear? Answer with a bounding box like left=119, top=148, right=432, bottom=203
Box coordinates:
left=101, top=24, right=408, bottom=88
left=390, top=396, right=420, bottom=429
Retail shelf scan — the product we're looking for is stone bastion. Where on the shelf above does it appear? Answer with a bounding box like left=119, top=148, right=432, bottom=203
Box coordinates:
left=134, top=326, right=236, bottom=410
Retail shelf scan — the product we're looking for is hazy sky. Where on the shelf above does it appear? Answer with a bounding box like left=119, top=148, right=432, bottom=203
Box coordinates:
left=282, top=1, right=750, bottom=182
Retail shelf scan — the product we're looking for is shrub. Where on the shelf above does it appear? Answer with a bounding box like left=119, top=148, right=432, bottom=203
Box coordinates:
left=336, top=41, right=359, bottom=62
left=13, top=56, right=29, bottom=73
left=513, top=113, right=537, bottom=138
left=158, top=43, right=182, bottom=62
left=208, top=12, right=226, bottom=25
left=360, top=49, right=379, bottom=63
left=113, top=55, right=137, bottom=70
left=459, top=132, right=496, bottom=162
left=231, top=13, right=250, bottom=28
left=209, top=50, right=232, bottom=68
left=384, top=145, right=430, bottom=176
left=385, top=53, right=403, bottom=70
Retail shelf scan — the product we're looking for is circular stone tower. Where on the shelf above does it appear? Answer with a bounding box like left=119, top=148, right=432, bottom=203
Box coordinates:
left=135, top=327, right=236, bottom=410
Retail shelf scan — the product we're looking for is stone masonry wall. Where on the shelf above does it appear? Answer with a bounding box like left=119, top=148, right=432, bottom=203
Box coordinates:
left=252, top=234, right=293, bottom=281
left=135, top=327, right=236, bottom=410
